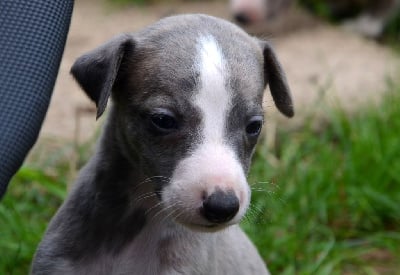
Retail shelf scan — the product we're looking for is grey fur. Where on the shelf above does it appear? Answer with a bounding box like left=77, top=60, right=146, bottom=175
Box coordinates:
left=32, top=14, right=293, bottom=274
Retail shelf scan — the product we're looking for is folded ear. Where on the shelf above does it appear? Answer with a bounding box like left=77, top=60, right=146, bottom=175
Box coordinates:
left=71, top=34, right=135, bottom=119
left=261, top=41, right=294, bottom=117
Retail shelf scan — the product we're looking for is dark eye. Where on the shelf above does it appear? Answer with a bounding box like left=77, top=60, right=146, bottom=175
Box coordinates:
left=149, top=109, right=178, bottom=134
left=246, top=116, right=263, bottom=136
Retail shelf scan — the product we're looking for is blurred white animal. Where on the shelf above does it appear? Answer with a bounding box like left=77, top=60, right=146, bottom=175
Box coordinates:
left=230, top=0, right=400, bottom=39
left=230, top=0, right=292, bottom=24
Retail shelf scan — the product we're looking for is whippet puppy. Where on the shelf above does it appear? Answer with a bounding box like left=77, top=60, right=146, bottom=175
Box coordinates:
left=32, top=14, right=293, bottom=274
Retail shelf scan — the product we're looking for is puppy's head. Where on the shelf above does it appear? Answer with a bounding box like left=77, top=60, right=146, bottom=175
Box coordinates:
left=71, top=14, right=293, bottom=231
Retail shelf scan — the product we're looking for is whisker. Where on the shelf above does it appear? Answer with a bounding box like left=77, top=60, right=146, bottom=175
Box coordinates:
left=145, top=201, right=163, bottom=216
left=131, top=175, right=171, bottom=194
left=243, top=207, right=261, bottom=225
left=161, top=207, right=181, bottom=224
left=131, top=192, right=158, bottom=209
left=151, top=202, right=179, bottom=223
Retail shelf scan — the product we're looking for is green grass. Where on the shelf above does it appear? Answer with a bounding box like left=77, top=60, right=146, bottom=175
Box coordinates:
left=244, top=87, right=400, bottom=274
left=1, top=86, right=400, bottom=274
left=0, top=168, right=65, bottom=274
left=0, top=140, right=94, bottom=275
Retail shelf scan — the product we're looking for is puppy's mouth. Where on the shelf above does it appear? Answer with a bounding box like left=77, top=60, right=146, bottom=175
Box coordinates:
left=174, top=210, right=241, bottom=232
left=181, top=221, right=230, bottom=233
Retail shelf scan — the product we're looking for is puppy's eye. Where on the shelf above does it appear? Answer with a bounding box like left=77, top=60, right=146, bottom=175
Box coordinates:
left=246, top=116, right=263, bottom=137
left=150, top=109, right=178, bottom=133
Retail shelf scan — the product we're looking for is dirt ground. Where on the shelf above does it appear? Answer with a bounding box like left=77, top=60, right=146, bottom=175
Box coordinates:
left=40, top=0, right=400, bottom=141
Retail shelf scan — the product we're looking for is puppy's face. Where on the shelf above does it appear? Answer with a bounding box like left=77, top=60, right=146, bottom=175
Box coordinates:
left=71, top=15, right=293, bottom=231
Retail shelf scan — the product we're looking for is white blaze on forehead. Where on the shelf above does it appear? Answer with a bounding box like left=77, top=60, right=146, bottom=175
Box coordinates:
left=163, top=36, right=250, bottom=226
left=195, top=35, right=230, bottom=143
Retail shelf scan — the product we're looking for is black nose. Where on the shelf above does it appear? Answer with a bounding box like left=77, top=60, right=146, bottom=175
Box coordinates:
left=202, top=190, right=240, bottom=223
left=234, top=13, right=250, bottom=25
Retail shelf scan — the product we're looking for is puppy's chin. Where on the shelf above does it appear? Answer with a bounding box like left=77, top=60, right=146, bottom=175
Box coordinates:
left=175, top=218, right=240, bottom=233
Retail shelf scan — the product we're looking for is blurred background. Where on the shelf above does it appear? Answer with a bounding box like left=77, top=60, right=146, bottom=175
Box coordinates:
left=1, top=0, right=399, bottom=273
